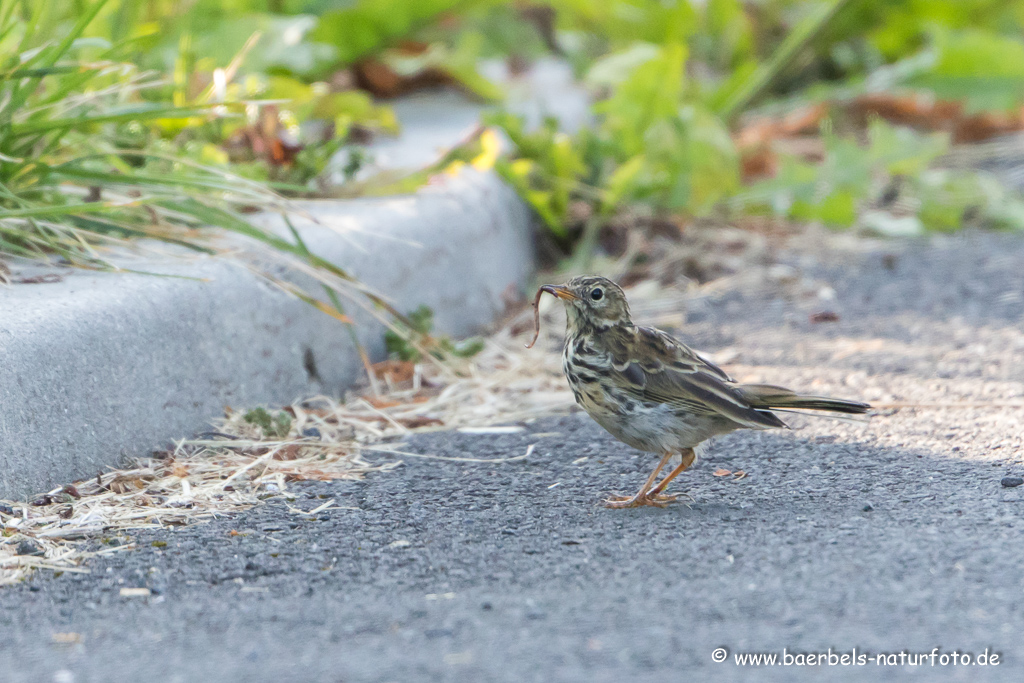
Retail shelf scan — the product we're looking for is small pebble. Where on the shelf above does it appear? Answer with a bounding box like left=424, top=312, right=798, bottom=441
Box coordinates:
left=862, top=503, right=874, bottom=512
left=302, top=427, right=321, bottom=439
left=1000, top=476, right=1023, bottom=488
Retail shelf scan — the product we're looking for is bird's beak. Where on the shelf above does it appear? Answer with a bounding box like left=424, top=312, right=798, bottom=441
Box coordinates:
left=540, top=284, right=578, bottom=301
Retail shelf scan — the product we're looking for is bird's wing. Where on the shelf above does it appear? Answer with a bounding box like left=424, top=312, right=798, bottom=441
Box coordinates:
left=601, top=326, right=785, bottom=429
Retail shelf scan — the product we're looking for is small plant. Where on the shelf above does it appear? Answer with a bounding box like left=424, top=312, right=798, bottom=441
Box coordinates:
left=731, top=118, right=1024, bottom=233
left=489, top=41, right=738, bottom=267
left=384, top=305, right=484, bottom=362
left=242, top=407, right=293, bottom=438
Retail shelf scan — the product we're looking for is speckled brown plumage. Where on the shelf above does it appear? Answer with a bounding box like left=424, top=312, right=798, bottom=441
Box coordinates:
left=538, top=276, right=870, bottom=508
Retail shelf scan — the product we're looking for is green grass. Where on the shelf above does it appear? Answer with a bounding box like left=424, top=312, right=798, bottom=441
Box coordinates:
left=0, top=0, right=264, bottom=268
left=7, top=0, right=1024, bottom=282
left=0, top=0, right=433, bottom=381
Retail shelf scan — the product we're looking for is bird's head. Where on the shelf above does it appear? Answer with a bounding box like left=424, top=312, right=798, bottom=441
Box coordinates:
left=540, top=275, right=632, bottom=333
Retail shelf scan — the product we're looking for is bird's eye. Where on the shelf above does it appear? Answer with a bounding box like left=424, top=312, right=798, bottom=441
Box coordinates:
left=590, top=288, right=603, bottom=301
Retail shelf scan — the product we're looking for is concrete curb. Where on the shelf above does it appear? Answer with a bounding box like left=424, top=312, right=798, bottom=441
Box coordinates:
left=0, top=61, right=587, bottom=498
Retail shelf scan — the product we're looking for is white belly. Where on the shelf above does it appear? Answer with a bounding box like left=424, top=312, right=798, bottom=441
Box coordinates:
left=591, top=400, right=721, bottom=453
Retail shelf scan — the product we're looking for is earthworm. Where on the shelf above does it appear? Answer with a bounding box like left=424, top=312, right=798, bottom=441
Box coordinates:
left=524, top=286, right=545, bottom=349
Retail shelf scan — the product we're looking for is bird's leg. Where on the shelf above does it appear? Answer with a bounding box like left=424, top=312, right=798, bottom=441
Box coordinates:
left=648, top=448, right=696, bottom=499
left=604, top=451, right=675, bottom=508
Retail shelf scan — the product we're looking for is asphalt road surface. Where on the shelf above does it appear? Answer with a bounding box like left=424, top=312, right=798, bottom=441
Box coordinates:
left=4, top=232, right=1024, bottom=682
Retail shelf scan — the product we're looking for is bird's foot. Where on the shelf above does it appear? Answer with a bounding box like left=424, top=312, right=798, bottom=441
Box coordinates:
left=651, top=488, right=695, bottom=505
left=603, top=491, right=679, bottom=509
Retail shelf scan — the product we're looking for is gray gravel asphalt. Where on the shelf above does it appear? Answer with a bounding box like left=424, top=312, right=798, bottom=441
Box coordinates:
left=3, top=231, right=1024, bottom=683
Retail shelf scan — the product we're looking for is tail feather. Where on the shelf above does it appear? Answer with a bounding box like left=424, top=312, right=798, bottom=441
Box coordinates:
left=739, top=383, right=870, bottom=415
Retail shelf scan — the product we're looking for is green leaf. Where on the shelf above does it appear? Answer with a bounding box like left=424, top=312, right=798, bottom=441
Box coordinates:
left=312, top=0, right=484, bottom=66
left=555, top=0, right=696, bottom=47
left=585, top=43, right=661, bottom=89
left=437, top=30, right=504, bottom=102
left=594, top=42, right=687, bottom=158
left=906, top=28, right=1024, bottom=111
left=601, top=154, right=646, bottom=214
left=813, top=190, right=857, bottom=226
left=866, top=118, right=949, bottom=176
left=717, top=0, right=857, bottom=122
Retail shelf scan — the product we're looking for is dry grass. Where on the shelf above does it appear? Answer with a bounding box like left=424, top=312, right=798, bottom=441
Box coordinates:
left=0, top=295, right=569, bottom=586
left=0, top=430, right=393, bottom=585
left=1, top=223, right=780, bottom=585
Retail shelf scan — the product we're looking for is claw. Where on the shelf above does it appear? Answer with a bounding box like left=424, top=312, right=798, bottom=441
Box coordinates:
left=603, top=492, right=679, bottom=509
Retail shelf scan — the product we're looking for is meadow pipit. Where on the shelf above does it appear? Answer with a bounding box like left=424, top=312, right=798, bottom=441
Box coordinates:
left=534, top=276, right=870, bottom=509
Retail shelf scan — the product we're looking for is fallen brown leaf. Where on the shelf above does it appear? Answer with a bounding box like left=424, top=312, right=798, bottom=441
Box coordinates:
left=735, top=103, right=827, bottom=149
left=848, top=93, right=1024, bottom=144
left=740, top=145, right=778, bottom=182
left=371, top=359, right=416, bottom=384
left=354, top=42, right=455, bottom=99
left=274, top=444, right=303, bottom=461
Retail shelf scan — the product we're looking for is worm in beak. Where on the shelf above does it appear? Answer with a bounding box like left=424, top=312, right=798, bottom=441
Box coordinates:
left=525, top=284, right=577, bottom=348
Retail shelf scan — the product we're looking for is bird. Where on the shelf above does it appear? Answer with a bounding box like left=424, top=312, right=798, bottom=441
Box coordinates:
left=537, top=275, right=870, bottom=508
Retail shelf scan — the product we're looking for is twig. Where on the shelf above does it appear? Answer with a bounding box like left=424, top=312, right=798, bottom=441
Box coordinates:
left=220, top=448, right=279, bottom=488
left=362, top=443, right=535, bottom=464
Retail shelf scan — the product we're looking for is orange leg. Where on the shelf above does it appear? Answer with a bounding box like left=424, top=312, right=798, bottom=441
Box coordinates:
left=604, top=451, right=677, bottom=509
left=649, top=448, right=696, bottom=497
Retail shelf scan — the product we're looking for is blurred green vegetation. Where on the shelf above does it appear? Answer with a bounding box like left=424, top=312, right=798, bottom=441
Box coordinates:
left=4, top=0, right=1024, bottom=277
left=475, top=0, right=1024, bottom=263
left=385, top=305, right=485, bottom=362
left=0, top=0, right=284, bottom=269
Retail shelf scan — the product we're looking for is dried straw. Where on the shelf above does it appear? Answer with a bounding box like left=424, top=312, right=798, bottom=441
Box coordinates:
left=1, top=225, right=774, bottom=585
left=0, top=294, right=574, bottom=585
